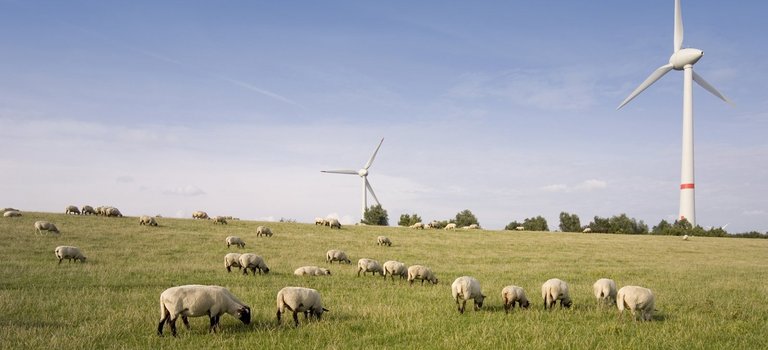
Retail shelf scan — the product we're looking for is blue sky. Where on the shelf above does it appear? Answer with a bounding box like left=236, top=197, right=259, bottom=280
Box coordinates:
left=1, top=1, right=766, bottom=232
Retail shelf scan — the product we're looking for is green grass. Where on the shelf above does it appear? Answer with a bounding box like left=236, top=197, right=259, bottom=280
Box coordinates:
left=1, top=212, right=767, bottom=349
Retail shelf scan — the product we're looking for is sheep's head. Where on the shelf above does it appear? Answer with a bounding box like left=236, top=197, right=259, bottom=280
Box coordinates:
left=237, top=306, right=251, bottom=325
left=312, top=307, right=330, bottom=320
left=562, top=299, right=573, bottom=308
left=431, top=278, right=439, bottom=285
left=521, top=299, right=531, bottom=309
left=474, top=295, right=486, bottom=310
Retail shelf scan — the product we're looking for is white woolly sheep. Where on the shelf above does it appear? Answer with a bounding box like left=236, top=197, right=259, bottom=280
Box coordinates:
left=224, top=253, right=242, bottom=272
left=276, top=287, right=329, bottom=327
left=444, top=223, right=457, bottom=230
left=376, top=236, right=392, bottom=246
left=410, top=222, right=424, bottom=229
left=54, top=246, right=86, bottom=263
left=238, top=253, right=269, bottom=275
left=383, top=260, right=408, bottom=281
left=157, top=284, right=251, bottom=336
left=326, top=249, right=351, bottom=264
left=293, top=266, right=332, bottom=276
left=451, top=276, right=486, bottom=314
left=593, top=278, right=618, bottom=306
left=192, top=210, right=209, bottom=219
left=211, top=216, right=228, bottom=225
left=501, top=285, right=531, bottom=312
left=515, top=226, right=525, bottom=231
left=34, top=220, right=60, bottom=235
left=226, top=236, right=246, bottom=249
left=81, top=205, right=97, bottom=215
left=682, top=234, right=689, bottom=241
left=407, top=265, right=438, bottom=285
left=583, top=227, right=592, bottom=233
left=357, top=258, right=384, bottom=277
left=541, top=278, right=572, bottom=309
left=65, top=205, right=81, bottom=215
left=3, top=210, right=21, bottom=217
left=315, top=217, right=327, bottom=225
left=463, top=224, right=480, bottom=229
left=105, top=207, right=122, bottom=217
left=617, top=285, right=655, bottom=321
left=328, top=218, right=341, bottom=229
left=256, top=226, right=273, bottom=237
left=139, top=215, right=158, bottom=226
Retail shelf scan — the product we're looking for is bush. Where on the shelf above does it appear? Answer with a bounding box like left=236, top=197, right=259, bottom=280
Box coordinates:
left=558, top=212, right=581, bottom=232
left=398, top=213, right=422, bottom=227
left=454, top=209, right=479, bottom=228
left=363, top=205, right=389, bottom=226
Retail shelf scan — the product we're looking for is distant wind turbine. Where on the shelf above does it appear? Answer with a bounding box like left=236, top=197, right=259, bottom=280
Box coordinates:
left=617, top=0, right=731, bottom=227
left=322, top=138, right=384, bottom=222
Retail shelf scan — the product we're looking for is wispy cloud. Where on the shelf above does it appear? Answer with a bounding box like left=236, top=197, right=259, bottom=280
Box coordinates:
left=541, top=179, right=608, bottom=193
left=163, top=185, right=206, bottom=197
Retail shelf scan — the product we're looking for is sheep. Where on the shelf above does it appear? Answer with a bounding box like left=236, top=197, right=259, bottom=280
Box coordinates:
left=54, top=246, right=86, bottom=263
left=444, top=223, right=457, bottom=230
left=256, top=226, right=273, bottom=237
left=541, top=278, right=572, bottom=309
left=226, top=236, right=245, bottom=249
left=276, top=287, right=329, bottom=327
left=424, top=223, right=433, bottom=229
left=376, top=236, right=392, bottom=246
left=293, top=266, right=332, bottom=276
left=382, top=260, right=408, bottom=281
left=682, top=234, right=690, bottom=241
left=157, top=284, right=251, bottom=336
left=593, top=278, right=618, bottom=306
left=224, top=253, right=242, bottom=272
left=407, top=265, right=438, bottom=285
left=65, top=205, right=81, bottom=215
left=409, top=222, right=424, bottom=229
left=105, top=207, right=122, bottom=217
left=81, top=205, right=97, bottom=215
left=211, top=216, right=228, bottom=225
left=139, top=215, right=158, bottom=226
left=357, top=258, right=384, bottom=277
left=1, top=207, right=20, bottom=213
left=328, top=218, right=341, bottom=229
left=326, top=249, right=351, bottom=264
left=238, top=253, right=270, bottom=275
left=583, top=227, right=592, bottom=233
left=451, top=276, right=486, bottom=314
left=617, top=286, right=656, bottom=321
left=192, top=211, right=209, bottom=219
left=463, top=224, right=480, bottom=229
left=34, top=220, right=60, bottom=235
left=501, top=285, right=531, bottom=312
left=3, top=210, right=21, bottom=217
left=314, top=217, right=326, bottom=225
left=515, top=226, right=525, bottom=231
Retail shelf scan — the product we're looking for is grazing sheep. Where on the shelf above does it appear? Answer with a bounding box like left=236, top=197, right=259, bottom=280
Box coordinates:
left=515, top=226, right=525, bottom=231
left=238, top=253, right=270, bottom=275
left=357, top=258, right=384, bottom=277
left=682, top=234, right=689, bottom=241
left=105, top=207, right=122, bottom=217
left=541, top=278, right=572, bottom=309
left=1, top=207, right=20, bottom=213
left=34, top=221, right=60, bottom=235
left=54, top=246, right=86, bottom=264
left=256, top=226, right=273, bottom=237
left=225, top=236, right=245, bottom=249
left=157, top=284, right=251, bottom=336
left=328, top=218, right=341, bottom=229
left=407, top=265, right=438, bottom=285
left=451, top=276, right=486, bottom=314
left=224, top=253, right=242, bottom=272
left=617, top=286, right=656, bottom=321
left=326, top=249, right=351, bottom=264
left=211, top=216, right=228, bottom=225
left=293, top=266, right=332, bottom=276
left=314, top=217, right=327, bottom=225
left=593, top=278, right=618, bottom=306
left=382, top=260, right=408, bottom=281
left=409, top=222, right=424, bottom=229
left=3, top=210, right=21, bottom=217
left=65, top=205, right=81, bottom=215
left=81, top=205, right=97, bottom=215
left=583, top=227, right=592, bottom=233
left=139, top=215, right=158, bottom=226
left=276, top=287, right=329, bottom=327
left=463, top=224, right=480, bottom=229
left=192, top=211, right=209, bottom=220
left=376, top=236, right=392, bottom=246
left=444, top=223, right=457, bottom=230
left=501, top=285, right=530, bottom=312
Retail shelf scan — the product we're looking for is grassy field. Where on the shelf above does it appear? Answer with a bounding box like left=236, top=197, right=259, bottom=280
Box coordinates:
left=1, top=212, right=767, bottom=349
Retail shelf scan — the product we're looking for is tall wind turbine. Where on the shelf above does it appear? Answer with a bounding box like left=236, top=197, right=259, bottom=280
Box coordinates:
left=321, top=138, right=384, bottom=222
left=617, top=0, right=730, bottom=227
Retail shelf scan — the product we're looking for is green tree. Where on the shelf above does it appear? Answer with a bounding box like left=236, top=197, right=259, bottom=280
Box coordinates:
left=505, top=221, right=524, bottom=231
left=363, top=204, right=389, bottom=226
left=558, top=212, right=582, bottom=232
left=398, top=213, right=422, bottom=227
left=523, top=216, right=549, bottom=231
left=454, top=209, right=479, bottom=228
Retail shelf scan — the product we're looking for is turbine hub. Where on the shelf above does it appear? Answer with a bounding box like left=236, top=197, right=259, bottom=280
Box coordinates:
left=669, top=48, right=703, bottom=70
left=358, top=169, right=368, bottom=177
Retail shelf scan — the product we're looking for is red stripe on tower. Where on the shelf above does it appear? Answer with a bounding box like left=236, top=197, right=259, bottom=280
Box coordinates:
left=680, top=183, right=695, bottom=190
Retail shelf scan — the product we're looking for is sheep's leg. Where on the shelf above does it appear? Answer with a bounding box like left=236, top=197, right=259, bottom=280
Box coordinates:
left=182, top=316, right=190, bottom=329
left=226, top=266, right=231, bottom=273
left=276, top=309, right=282, bottom=325
left=58, top=258, right=63, bottom=264
left=459, top=300, right=466, bottom=314
left=169, top=317, right=178, bottom=337
left=292, top=311, right=300, bottom=327
left=209, top=315, right=219, bottom=333
left=242, top=268, right=248, bottom=275
left=357, top=269, right=361, bottom=277
left=504, top=300, right=510, bottom=314
left=157, top=311, right=170, bottom=336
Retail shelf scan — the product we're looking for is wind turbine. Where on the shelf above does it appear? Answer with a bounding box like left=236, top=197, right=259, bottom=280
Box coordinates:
left=617, top=0, right=730, bottom=227
left=321, top=138, right=384, bottom=222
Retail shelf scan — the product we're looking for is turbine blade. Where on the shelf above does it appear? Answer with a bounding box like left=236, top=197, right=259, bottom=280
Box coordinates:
left=365, top=178, right=380, bottom=206
left=617, top=63, right=674, bottom=109
left=363, top=138, right=384, bottom=170
left=321, top=170, right=358, bottom=175
left=674, top=0, right=684, bottom=52
left=692, top=71, right=732, bottom=105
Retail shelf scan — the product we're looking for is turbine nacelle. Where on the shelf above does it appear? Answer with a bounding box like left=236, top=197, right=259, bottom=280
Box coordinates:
left=358, top=169, right=368, bottom=177
left=669, top=48, right=703, bottom=70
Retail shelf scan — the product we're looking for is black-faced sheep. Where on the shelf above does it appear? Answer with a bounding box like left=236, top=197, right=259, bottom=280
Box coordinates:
left=407, top=265, right=438, bottom=285
left=451, top=276, right=486, bottom=314
left=382, top=260, right=407, bottom=281
left=328, top=218, right=341, bottom=229
left=3, top=210, right=21, bottom=217
left=444, top=223, right=457, bottom=230
left=238, top=253, right=269, bottom=275
left=617, top=285, right=655, bottom=321
left=501, top=285, right=530, bottom=312
left=65, top=205, right=81, bottom=215
left=139, top=215, right=158, bottom=226
left=224, top=253, right=242, bottom=272
left=256, top=226, right=272, bottom=237
left=276, top=287, right=329, bottom=327
left=34, top=220, right=60, bottom=235
left=54, top=246, right=86, bottom=263
left=293, top=266, right=332, bottom=276
left=81, top=205, right=97, bottom=215
left=226, top=236, right=245, bottom=248
left=593, top=278, right=618, bottom=306
left=357, top=258, right=384, bottom=277
left=157, top=284, right=251, bottom=336
left=211, top=216, right=227, bottom=225
left=192, top=211, right=209, bottom=219
left=326, top=249, right=351, bottom=264
left=376, top=236, right=392, bottom=246
left=541, top=278, right=572, bottom=309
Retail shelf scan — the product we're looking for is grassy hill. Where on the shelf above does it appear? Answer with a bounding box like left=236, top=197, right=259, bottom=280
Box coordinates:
left=1, top=212, right=766, bottom=349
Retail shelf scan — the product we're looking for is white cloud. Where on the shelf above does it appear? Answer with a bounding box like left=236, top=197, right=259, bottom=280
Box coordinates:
left=163, top=185, right=206, bottom=197
left=541, top=180, right=607, bottom=193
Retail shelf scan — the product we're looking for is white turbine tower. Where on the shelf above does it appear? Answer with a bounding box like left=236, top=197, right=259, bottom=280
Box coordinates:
left=321, top=138, right=384, bottom=222
left=617, top=0, right=730, bottom=227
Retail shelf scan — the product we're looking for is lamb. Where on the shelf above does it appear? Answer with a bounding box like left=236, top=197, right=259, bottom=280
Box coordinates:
left=501, top=285, right=530, bottom=312
left=54, top=246, right=86, bottom=263
left=192, top=211, right=209, bottom=219
left=357, top=258, right=384, bottom=277
left=293, top=266, right=332, bottom=276
left=256, top=226, right=273, bottom=237
left=224, top=253, right=242, bottom=272
left=326, top=249, right=351, bottom=264
left=226, top=236, right=246, bottom=248
left=444, top=223, right=457, bottom=230
left=3, top=210, right=21, bottom=217
left=276, top=287, right=329, bottom=327
left=238, top=253, right=270, bottom=275
left=65, top=205, right=81, bottom=215
left=376, top=236, right=392, bottom=246
left=211, top=216, right=228, bottom=225
left=541, top=278, right=572, bottom=309
left=383, top=260, right=408, bottom=281
left=451, top=276, right=486, bottom=314
left=407, top=265, right=438, bottom=285
left=328, top=218, right=341, bottom=229
left=593, top=278, right=618, bottom=306
left=34, top=220, right=60, bottom=235
left=409, top=222, right=424, bottom=229
left=139, top=215, right=158, bottom=226
left=617, top=285, right=655, bottom=321
left=157, top=284, right=251, bottom=336
left=81, top=205, right=97, bottom=215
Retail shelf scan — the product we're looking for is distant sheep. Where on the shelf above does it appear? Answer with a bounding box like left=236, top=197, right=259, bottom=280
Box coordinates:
left=81, top=205, right=97, bottom=215
left=294, top=266, right=331, bottom=276
left=211, top=216, right=228, bottom=225
left=407, top=265, right=438, bottom=285
left=224, top=253, right=242, bottom=272
left=65, top=205, right=81, bottom=215
left=326, top=249, right=351, bottom=264
left=256, top=226, right=273, bottom=237
left=583, top=227, right=592, bottom=233
left=382, top=260, right=408, bottom=281
left=157, top=284, right=251, bottom=336
left=105, top=207, right=122, bottom=217
left=451, top=276, right=486, bottom=314
left=501, top=285, right=530, bottom=312
left=1, top=207, right=20, bottom=213
left=139, top=215, right=158, bottom=226
left=34, top=220, right=60, bottom=235
left=463, top=224, right=480, bottom=230
left=357, top=258, right=384, bottom=277
left=328, top=218, right=341, bottom=229
left=276, top=287, right=328, bottom=327
left=192, top=211, right=209, bottom=220
left=444, top=223, right=457, bottom=230
left=541, top=278, right=572, bottom=309
left=617, top=285, right=655, bottom=321
left=515, top=226, right=525, bottom=231
left=3, top=210, right=21, bottom=217
left=593, top=278, right=618, bottom=306
left=226, top=236, right=246, bottom=249
left=682, top=234, right=689, bottom=241
left=315, top=217, right=327, bottom=225
left=238, top=253, right=269, bottom=275
left=409, top=222, right=424, bottom=229
left=376, top=236, right=392, bottom=246
left=54, top=246, right=86, bottom=263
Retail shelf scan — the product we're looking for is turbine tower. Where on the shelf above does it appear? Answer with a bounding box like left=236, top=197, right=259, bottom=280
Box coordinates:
left=617, top=0, right=730, bottom=227
left=321, top=138, right=384, bottom=222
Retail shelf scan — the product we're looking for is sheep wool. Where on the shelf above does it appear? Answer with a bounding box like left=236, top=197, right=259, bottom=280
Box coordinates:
left=382, top=260, right=407, bottom=281
left=617, top=285, right=655, bottom=321
left=541, top=278, right=572, bottom=309
left=407, top=265, right=438, bottom=285
left=157, top=284, right=251, bottom=336
left=54, top=246, right=86, bottom=264
left=501, top=285, right=530, bottom=312
left=276, top=287, right=328, bottom=326
left=593, top=278, right=618, bottom=305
